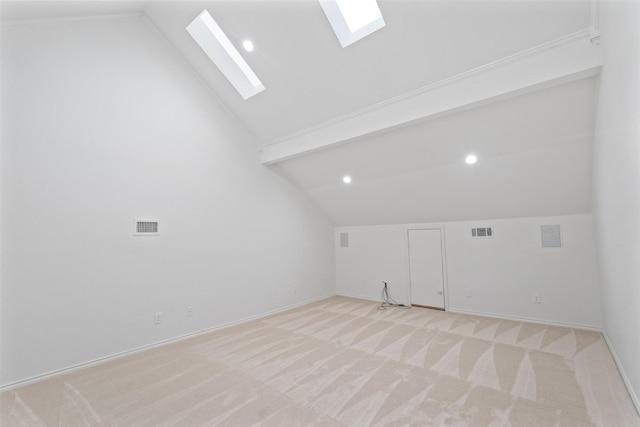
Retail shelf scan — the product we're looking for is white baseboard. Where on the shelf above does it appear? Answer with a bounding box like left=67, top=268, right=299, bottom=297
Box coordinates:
left=447, top=307, right=603, bottom=332
left=340, top=296, right=637, bottom=416
left=0, top=292, right=337, bottom=392
left=336, top=291, right=410, bottom=306
left=337, top=293, right=601, bottom=331
left=335, top=291, right=380, bottom=303
left=602, top=331, right=640, bottom=416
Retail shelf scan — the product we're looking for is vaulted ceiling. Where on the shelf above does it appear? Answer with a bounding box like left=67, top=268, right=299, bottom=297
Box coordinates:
left=1, top=0, right=601, bottom=225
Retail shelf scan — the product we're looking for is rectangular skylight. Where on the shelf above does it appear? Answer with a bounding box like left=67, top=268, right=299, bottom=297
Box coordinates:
left=319, top=0, right=385, bottom=48
left=187, top=10, right=265, bottom=100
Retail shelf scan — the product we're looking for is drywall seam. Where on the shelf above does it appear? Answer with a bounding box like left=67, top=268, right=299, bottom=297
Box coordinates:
left=602, top=331, right=640, bottom=416
left=0, top=292, right=336, bottom=392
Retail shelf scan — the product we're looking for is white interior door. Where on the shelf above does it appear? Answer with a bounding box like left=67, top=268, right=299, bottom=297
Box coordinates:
left=408, top=229, right=445, bottom=309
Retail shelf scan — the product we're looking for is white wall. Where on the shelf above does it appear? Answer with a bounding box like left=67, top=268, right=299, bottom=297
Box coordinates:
left=0, top=15, right=335, bottom=386
left=336, top=214, right=602, bottom=328
left=592, top=0, right=640, bottom=409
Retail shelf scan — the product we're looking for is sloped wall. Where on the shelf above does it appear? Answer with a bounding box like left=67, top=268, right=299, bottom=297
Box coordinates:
left=0, top=15, right=334, bottom=386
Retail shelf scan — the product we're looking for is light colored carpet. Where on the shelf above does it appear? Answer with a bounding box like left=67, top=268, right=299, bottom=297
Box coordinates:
left=1, top=296, right=639, bottom=426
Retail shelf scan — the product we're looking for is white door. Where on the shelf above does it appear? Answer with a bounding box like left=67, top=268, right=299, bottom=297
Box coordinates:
left=408, top=229, right=445, bottom=309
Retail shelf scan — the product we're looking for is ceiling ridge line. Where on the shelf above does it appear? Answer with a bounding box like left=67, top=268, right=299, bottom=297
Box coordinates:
left=263, top=28, right=591, bottom=148
left=0, top=11, right=144, bottom=26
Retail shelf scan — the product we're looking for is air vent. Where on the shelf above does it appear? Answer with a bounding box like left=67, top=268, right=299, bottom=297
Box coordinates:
left=340, top=232, right=349, bottom=248
left=471, top=227, right=493, bottom=238
left=541, top=224, right=562, bottom=248
left=134, top=219, right=159, bottom=236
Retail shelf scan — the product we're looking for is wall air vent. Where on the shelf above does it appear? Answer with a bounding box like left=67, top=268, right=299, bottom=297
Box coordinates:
left=541, top=224, right=562, bottom=248
left=471, top=227, right=493, bottom=238
left=340, top=232, right=349, bottom=248
left=134, top=219, right=160, bottom=236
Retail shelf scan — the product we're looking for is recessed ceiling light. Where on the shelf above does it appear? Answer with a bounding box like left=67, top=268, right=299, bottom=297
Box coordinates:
left=465, top=154, right=478, bottom=165
left=187, top=10, right=264, bottom=100
left=242, top=40, right=254, bottom=52
left=319, top=0, right=385, bottom=48
left=342, top=175, right=352, bottom=184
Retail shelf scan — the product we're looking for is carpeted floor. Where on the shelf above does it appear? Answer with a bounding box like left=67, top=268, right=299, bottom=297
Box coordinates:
left=1, top=296, right=639, bottom=426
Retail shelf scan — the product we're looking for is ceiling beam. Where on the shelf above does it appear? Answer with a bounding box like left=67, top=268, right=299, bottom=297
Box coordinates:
left=260, top=30, right=602, bottom=165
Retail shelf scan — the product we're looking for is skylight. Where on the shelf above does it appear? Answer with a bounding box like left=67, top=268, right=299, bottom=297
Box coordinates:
left=319, top=0, right=385, bottom=48
left=187, top=10, right=264, bottom=100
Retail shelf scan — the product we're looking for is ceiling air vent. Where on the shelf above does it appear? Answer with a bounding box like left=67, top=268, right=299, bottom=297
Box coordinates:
left=471, top=227, right=493, bottom=238
left=134, top=219, right=159, bottom=236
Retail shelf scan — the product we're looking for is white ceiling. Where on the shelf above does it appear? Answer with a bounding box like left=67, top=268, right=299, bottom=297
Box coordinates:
left=142, top=0, right=591, bottom=144
left=1, top=0, right=600, bottom=225
left=276, top=76, right=598, bottom=225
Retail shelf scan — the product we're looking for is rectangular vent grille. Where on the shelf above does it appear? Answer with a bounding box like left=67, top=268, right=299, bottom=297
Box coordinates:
left=340, top=232, right=349, bottom=248
left=137, top=222, right=158, bottom=233
left=541, top=224, right=562, bottom=248
left=134, top=219, right=159, bottom=236
left=471, top=227, right=493, bottom=238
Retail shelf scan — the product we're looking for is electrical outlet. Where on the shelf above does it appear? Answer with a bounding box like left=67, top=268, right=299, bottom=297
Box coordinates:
left=465, top=288, right=472, bottom=298
left=293, top=285, right=297, bottom=293
left=533, top=293, right=541, bottom=304
left=154, top=312, right=162, bottom=325
left=186, top=306, right=193, bottom=316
